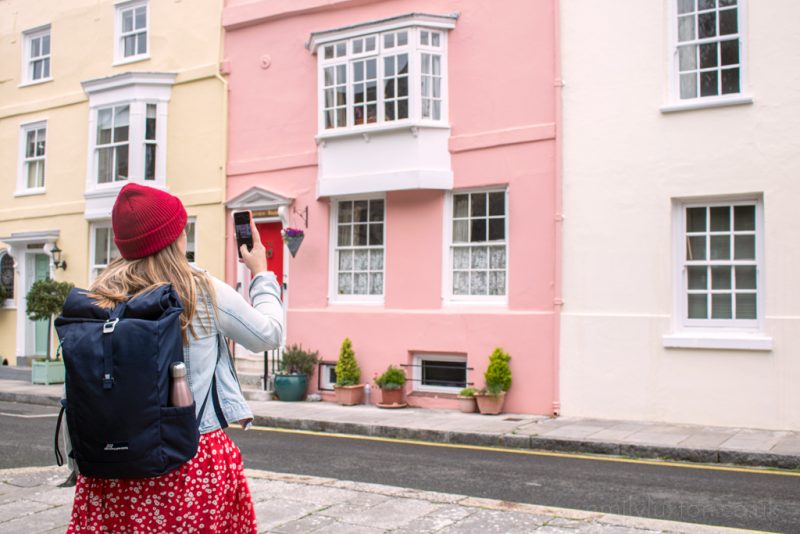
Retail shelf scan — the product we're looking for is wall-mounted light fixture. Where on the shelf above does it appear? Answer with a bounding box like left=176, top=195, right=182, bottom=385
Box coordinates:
left=50, top=244, right=67, bottom=271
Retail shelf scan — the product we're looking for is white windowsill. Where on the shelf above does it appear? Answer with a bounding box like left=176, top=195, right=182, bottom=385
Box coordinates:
left=662, top=331, right=773, bottom=351
left=18, top=78, right=53, bottom=88
left=327, top=299, right=385, bottom=307
left=660, top=94, right=753, bottom=114
left=317, top=120, right=450, bottom=143
left=1, top=301, right=16, bottom=310
left=112, top=54, right=150, bottom=67
left=14, top=188, right=46, bottom=197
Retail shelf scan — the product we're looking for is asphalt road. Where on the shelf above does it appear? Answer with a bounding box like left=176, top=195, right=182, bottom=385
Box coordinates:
left=2, top=400, right=798, bottom=532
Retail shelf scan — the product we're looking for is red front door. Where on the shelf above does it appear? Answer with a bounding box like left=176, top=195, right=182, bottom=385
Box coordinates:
left=257, top=223, right=284, bottom=293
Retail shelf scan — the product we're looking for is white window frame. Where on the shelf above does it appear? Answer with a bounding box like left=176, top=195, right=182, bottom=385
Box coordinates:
left=16, top=120, right=47, bottom=196
left=412, top=353, right=468, bottom=394
left=443, top=187, right=509, bottom=306
left=20, top=25, right=52, bottom=87
left=0, top=250, right=15, bottom=309
left=664, top=195, right=772, bottom=351
left=311, top=14, right=455, bottom=139
left=89, top=223, right=121, bottom=281
left=328, top=194, right=386, bottom=304
left=114, top=0, right=150, bottom=66
left=663, top=0, right=752, bottom=113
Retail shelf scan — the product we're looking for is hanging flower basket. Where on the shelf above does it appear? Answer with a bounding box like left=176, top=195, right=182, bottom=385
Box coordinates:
left=282, top=228, right=305, bottom=257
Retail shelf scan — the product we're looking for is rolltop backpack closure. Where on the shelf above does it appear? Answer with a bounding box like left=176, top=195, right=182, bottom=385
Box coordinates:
left=54, top=284, right=205, bottom=479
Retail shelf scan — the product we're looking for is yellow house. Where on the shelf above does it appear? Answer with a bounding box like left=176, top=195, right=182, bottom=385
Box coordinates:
left=0, top=0, right=226, bottom=366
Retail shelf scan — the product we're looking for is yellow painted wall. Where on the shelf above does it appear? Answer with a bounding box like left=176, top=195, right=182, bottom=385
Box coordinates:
left=0, top=0, right=227, bottom=365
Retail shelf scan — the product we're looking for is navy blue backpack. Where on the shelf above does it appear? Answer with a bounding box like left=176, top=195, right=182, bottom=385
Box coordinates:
left=54, top=284, right=221, bottom=479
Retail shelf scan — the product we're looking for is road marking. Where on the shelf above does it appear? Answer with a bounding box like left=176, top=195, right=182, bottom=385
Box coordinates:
left=242, top=425, right=800, bottom=478
left=0, top=412, right=58, bottom=419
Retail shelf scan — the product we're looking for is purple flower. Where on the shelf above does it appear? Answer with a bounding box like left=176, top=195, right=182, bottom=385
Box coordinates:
left=282, top=227, right=304, bottom=238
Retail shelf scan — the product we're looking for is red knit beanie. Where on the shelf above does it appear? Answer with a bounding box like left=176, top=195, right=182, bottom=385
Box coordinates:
left=112, top=183, right=188, bottom=260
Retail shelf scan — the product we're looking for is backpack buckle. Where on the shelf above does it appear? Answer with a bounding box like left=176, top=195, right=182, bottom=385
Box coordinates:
left=103, top=318, right=119, bottom=334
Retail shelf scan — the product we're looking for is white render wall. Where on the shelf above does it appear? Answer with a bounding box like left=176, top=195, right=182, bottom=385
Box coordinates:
left=560, top=1, right=800, bottom=430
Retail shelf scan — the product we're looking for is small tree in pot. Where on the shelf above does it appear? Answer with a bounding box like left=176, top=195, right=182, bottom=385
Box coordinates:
left=274, top=344, right=319, bottom=401
left=374, top=365, right=407, bottom=408
left=27, top=277, right=74, bottom=385
left=334, top=337, right=364, bottom=405
left=475, top=347, right=512, bottom=415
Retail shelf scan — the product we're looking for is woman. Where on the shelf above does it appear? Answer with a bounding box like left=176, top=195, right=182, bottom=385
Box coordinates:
left=67, top=183, right=283, bottom=533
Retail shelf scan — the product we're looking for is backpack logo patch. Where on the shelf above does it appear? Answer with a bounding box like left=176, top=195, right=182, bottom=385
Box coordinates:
left=104, top=442, right=129, bottom=452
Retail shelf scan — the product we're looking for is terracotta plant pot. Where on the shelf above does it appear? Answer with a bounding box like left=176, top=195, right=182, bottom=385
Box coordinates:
left=457, top=395, right=477, bottom=413
left=334, top=384, right=365, bottom=406
left=379, top=387, right=404, bottom=406
left=475, top=392, right=506, bottom=415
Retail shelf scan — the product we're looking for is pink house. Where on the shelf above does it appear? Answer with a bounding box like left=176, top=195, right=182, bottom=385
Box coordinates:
left=222, top=0, right=561, bottom=415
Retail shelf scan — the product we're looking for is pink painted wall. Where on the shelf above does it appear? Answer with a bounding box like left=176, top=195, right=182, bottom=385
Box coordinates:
left=223, top=0, right=559, bottom=414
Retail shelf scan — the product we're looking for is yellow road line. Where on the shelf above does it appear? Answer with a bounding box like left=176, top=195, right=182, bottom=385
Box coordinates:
left=242, top=425, right=800, bottom=477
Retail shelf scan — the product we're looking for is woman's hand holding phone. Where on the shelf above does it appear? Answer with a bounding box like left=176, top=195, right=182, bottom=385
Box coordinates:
left=239, top=215, right=268, bottom=275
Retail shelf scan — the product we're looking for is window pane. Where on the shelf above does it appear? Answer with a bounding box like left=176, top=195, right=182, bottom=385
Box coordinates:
left=369, top=273, right=383, bottom=295
left=470, top=220, right=486, bottom=242
left=336, top=108, right=346, bottom=127
left=122, top=10, right=133, bottom=32
left=470, top=247, right=487, bottom=269
left=489, top=247, right=506, bottom=269
left=353, top=273, right=368, bottom=294
left=711, top=266, right=731, bottom=289
left=35, top=130, right=46, bottom=156
left=124, top=35, right=136, bottom=57
left=453, top=248, right=469, bottom=269
left=709, top=235, right=730, bottom=259
left=699, top=43, right=718, bottom=69
left=688, top=294, right=708, bottom=319
left=31, top=37, right=41, bottom=57
left=41, top=34, right=50, bottom=55
left=97, top=147, right=113, bottom=183
left=398, top=99, right=408, bottom=119
left=736, top=294, right=756, bottom=319
left=489, top=192, right=505, bottom=216
left=735, top=266, right=756, bottom=289
left=721, top=68, right=740, bottom=94
left=369, top=250, right=383, bottom=270
left=719, top=9, right=737, bottom=35
left=354, top=201, right=368, bottom=222
left=145, top=144, right=156, bottom=180
left=734, top=205, right=755, bottom=230
left=135, top=6, right=146, bottom=29
left=687, top=236, right=706, bottom=260
left=709, top=206, right=730, bottom=231
left=26, top=130, right=36, bottom=158
left=43, top=58, right=50, bottom=78
left=95, top=228, right=110, bottom=264
left=678, top=15, right=696, bottom=42
left=338, top=250, right=353, bottom=270
left=385, top=102, right=395, bottom=121
left=338, top=201, right=352, bottom=223
left=698, top=0, right=715, bottom=9
left=324, top=45, right=333, bottom=60
left=137, top=32, right=146, bottom=54
left=720, top=39, right=739, bottom=65
left=489, top=272, right=506, bottom=295
left=700, top=70, right=718, bottom=97
left=397, top=31, right=408, bottom=46
left=680, top=73, right=698, bottom=99
left=353, top=224, right=367, bottom=246
left=369, top=200, right=384, bottom=221
left=398, top=76, right=408, bottom=97
left=679, top=45, right=697, bottom=71
left=114, top=106, right=130, bottom=143
left=384, top=33, right=394, bottom=48
left=687, top=207, right=706, bottom=232
left=97, top=108, right=112, bottom=144
left=488, top=219, right=504, bottom=241
left=145, top=104, right=157, bottom=140
left=719, top=0, right=736, bottom=6
left=453, top=221, right=468, bottom=243
left=336, top=42, right=346, bottom=56
left=678, top=0, right=695, bottom=13
left=471, top=271, right=487, bottom=294
left=470, top=193, right=487, bottom=217
left=353, top=250, right=368, bottom=270
left=422, top=360, right=466, bottom=388
left=734, top=235, right=755, bottom=259
left=698, top=12, right=717, bottom=39
left=32, top=60, right=43, bottom=80
left=115, top=145, right=129, bottom=181
left=432, top=55, right=441, bottom=75
left=338, top=273, right=352, bottom=294
left=453, top=272, right=469, bottom=295
left=711, top=293, right=732, bottom=319
left=368, top=224, right=383, bottom=246
left=454, top=195, right=468, bottom=218
left=687, top=266, right=707, bottom=289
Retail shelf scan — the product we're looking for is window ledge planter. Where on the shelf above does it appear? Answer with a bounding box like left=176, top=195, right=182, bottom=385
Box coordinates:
left=31, top=359, right=65, bottom=385
left=334, top=384, right=365, bottom=406
left=457, top=394, right=477, bottom=413
left=475, top=392, right=505, bottom=415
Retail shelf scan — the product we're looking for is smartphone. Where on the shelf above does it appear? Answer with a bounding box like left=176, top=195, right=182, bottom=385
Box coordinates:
left=233, top=211, right=254, bottom=259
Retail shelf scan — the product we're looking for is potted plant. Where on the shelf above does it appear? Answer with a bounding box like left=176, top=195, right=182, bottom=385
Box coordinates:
left=27, top=277, right=73, bottom=385
left=475, top=348, right=512, bottom=415
left=457, top=387, right=478, bottom=413
left=374, top=365, right=407, bottom=408
left=274, top=344, right=319, bottom=401
left=282, top=227, right=305, bottom=258
left=333, top=337, right=364, bottom=405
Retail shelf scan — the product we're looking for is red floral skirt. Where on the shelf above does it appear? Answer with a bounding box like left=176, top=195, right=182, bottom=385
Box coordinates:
left=67, top=429, right=258, bottom=533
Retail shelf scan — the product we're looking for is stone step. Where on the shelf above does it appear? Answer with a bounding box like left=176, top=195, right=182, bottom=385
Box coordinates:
left=235, top=358, right=267, bottom=374
left=237, top=372, right=264, bottom=388
left=242, top=388, right=273, bottom=402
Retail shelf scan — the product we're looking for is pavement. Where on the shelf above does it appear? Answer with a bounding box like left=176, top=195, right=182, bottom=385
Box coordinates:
left=1, top=377, right=798, bottom=471
left=0, top=465, right=757, bottom=533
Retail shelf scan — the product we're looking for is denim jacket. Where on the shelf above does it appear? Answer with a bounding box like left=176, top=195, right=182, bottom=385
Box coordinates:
left=188, top=267, right=283, bottom=433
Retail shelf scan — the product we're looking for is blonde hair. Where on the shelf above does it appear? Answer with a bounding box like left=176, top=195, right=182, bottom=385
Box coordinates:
left=88, top=240, right=215, bottom=343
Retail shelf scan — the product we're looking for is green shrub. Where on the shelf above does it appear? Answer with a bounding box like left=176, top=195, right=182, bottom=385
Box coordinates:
left=26, top=278, right=73, bottom=322
left=459, top=387, right=477, bottom=397
left=335, top=337, right=361, bottom=386
left=484, top=347, right=512, bottom=396
left=375, top=365, right=406, bottom=390
left=280, top=344, right=320, bottom=376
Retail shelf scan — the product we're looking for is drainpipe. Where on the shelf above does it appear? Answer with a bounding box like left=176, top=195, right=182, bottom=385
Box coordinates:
left=552, top=0, right=564, bottom=417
